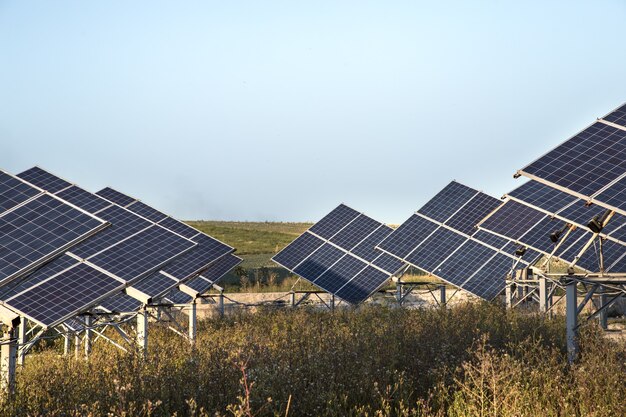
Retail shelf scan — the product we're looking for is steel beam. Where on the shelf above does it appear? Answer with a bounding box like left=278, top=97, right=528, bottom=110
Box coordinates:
left=566, top=279, right=578, bottom=363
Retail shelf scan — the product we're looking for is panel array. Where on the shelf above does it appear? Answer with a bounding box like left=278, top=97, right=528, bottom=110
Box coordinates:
left=377, top=181, right=537, bottom=301
left=272, top=204, right=406, bottom=304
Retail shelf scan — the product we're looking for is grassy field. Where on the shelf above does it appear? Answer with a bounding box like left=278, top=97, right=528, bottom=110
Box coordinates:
left=7, top=304, right=625, bottom=416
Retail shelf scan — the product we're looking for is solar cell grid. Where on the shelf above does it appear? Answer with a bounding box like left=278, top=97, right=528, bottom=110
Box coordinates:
left=479, top=200, right=546, bottom=241
left=0, top=194, right=104, bottom=282
left=96, top=187, right=136, bottom=207
left=162, top=234, right=232, bottom=279
left=461, top=254, right=511, bottom=301
left=183, top=275, right=213, bottom=294
left=69, top=205, right=151, bottom=259
left=329, top=215, right=381, bottom=251
left=132, top=272, right=178, bottom=297
left=471, top=230, right=509, bottom=250
left=0, top=171, right=40, bottom=213
left=164, top=288, right=193, bottom=304
left=307, top=204, right=361, bottom=239
left=335, top=266, right=389, bottom=304
left=377, top=214, right=439, bottom=259
left=351, top=226, right=394, bottom=262
left=6, top=263, right=121, bottom=327
left=158, top=216, right=199, bottom=239
left=521, top=122, right=626, bottom=198
left=127, top=200, right=168, bottom=222
left=87, top=225, right=195, bottom=282
left=371, top=252, right=405, bottom=274
left=444, top=193, right=502, bottom=235
left=602, top=103, right=626, bottom=128
left=516, top=217, right=564, bottom=254
left=56, top=186, right=112, bottom=214
left=434, top=240, right=495, bottom=288
left=417, top=181, right=478, bottom=223
left=98, top=292, right=142, bottom=313
left=0, top=254, right=78, bottom=300
left=293, top=243, right=345, bottom=282
left=17, top=167, right=72, bottom=193
left=508, top=180, right=578, bottom=214
left=404, top=227, right=467, bottom=272
left=313, top=255, right=367, bottom=293
left=272, top=232, right=325, bottom=270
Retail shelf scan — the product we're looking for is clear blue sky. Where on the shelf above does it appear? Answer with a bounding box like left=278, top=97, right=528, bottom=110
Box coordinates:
left=2, top=1, right=625, bottom=223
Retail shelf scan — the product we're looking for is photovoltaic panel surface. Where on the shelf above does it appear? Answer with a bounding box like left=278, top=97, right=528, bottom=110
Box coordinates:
left=602, top=103, right=626, bottom=128
left=0, top=170, right=40, bottom=213
left=273, top=205, right=405, bottom=304
left=56, top=186, right=112, bottom=214
left=5, top=262, right=122, bottom=327
left=97, top=292, right=143, bottom=313
left=161, top=234, right=232, bottom=279
left=17, top=167, right=72, bottom=194
left=183, top=253, right=242, bottom=294
left=132, top=272, right=178, bottom=298
left=0, top=194, right=106, bottom=283
left=95, top=187, right=136, bottom=207
left=126, top=200, right=168, bottom=222
left=163, top=288, right=193, bottom=304
left=377, top=181, right=534, bottom=301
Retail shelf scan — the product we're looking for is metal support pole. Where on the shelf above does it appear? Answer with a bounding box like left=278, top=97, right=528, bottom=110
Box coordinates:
left=505, top=283, right=512, bottom=309
left=0, top=327, right=17, bottom=396
left=396, top=282, right=402, bottom=304
left=439, top=285, right=446, bottom=307
left=63, top=335, right=70, bottom=356
left=598, top=286, right=608, bottom=330
left=330, top=294, right=335, bottom=312
left=290, top=291, right=296, bottom=307
left=74, top=333, right=80, bottom=359
left=137, top=308, right=148, bottom=354
left=539, top=276, right=547, bottom=313
left=565, top=279, right=578, bottom=363
left=17, top=317, right=26, bottom=366
left=218, top=291, right=224, bottom=317
left=84, top=316, right=92, bottom=359
left=188, top=301, right=197, bottom=344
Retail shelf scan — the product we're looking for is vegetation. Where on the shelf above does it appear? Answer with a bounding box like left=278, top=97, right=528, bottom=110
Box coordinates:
left=5, top=303, right=625, bottom=416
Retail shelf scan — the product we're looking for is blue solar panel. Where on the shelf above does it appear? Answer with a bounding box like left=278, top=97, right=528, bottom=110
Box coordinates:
left=97, top=292, right=143, bottom=313
left=329, top=215, right=381, bottom=251
left=308, top=204, right=361, bottom=239
left=594, top=177, right=626, bottom=213
left=0, top=194, right=105, bottom=282
left=96, top=187, right=136, bottom=207
left=313, top=255, right=368, bottom=293
left=556, top=202, right=607, bottom=227
left=404, top=227, right=467, bottom=272
left=164, top=288, right=193, bottom=304
left=417, top=181, right=478, bottom=223
left=126, top=200, right=168, bottom=222
left=158, top=216, right=199, bottom=239
left=579, top=238, right=626, bottom=272
left=461, top=253, right=511, bottom=301
left=56, top=185, right=112, bottom=214
left=0, top=171, right=40, bottom=213
left=444, top=193, right=502, bottom=236
left=516, top=217, right=563, bottom=253
left=6, top=263, right=121, bottom=327
left=434, top=240, right=495, bottom=288
left=479, top=200, right=546, bottom=242
left=520, top=122, right=626, bottom=198
left=351, top=226, right=394, bottom=262
left=335, top=266, right=389, bottom=304
left=472, top=230, right=509, bottom=250
left=87, top=225, right=195, bottom=282
left=69, top=205, right=151, bottom=259
left=132, top=272, right=178, bottom=297
left=184, top=254, right=242, bottom=293
left=272, top=232, right=325, bottom=270
left=602, top=103, right=626, bottom=128
left=377, top=214, right=439, bottom=259
left=293, top=244, right=345, bottom=282
left=161, top=234, right=232, bottom=279
left=0, top=254, right=78, bottom=300
left=18, top=167, right=72, bottom=193
left=371, top=252, right=405, bottom=274
left=508, top=180, right=578, bottom=214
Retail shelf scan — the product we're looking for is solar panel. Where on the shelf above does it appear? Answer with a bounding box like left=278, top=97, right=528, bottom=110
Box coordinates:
left=273, top=205, right=405, bottom=304
left=17, top=167, right=72, bottom=193
left=183, top=253, right=242, bottom=294
left=131, top=272, right=178, bottom=297
left=126, top=200, right=168, bottom=222
left=377, top=182, right=533, bottom=300
left=5, top=262, right=122, bottom=327
left=0, top=254, right=78, bottom=300
left=602, top=103, right=626, bottom=128
left=163, top=288, right=193, bottom=304
left=97, top=292, right=142, bottom=313
left=161, top=234, right=232, bottom=279
left=0, top=194, right=107, bottom=283
left=56, top=185, right=112, bottom=214
left=308, top=204, right=361, bottom=239
left=508, top=180, right=578, bottom=214
left=157, top=216, right=200, bottom=239
left=0, top=170, right=40, bottom=213
left=87, top=225, right=195, bottom=282
left=95, top=187, right=136, bottom=207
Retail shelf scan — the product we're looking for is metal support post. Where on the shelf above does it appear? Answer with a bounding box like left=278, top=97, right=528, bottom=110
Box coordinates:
left=63, top=335, right=70, bottom=356
left=290, top=291, right=296, bottom=307
left=0, top=327, right=17, bottom=396
left=565, top=279, right=578, bottom=363
left=218, top=291, right=225, bottom=317
left=396, top=282, right=402, bottom=304
left=84, top=316, right=92, bottom=359
left=137, top=308, right=148, bottom=354
left=74, top=333, right=80, bottom=359
left=188, top=301, right=197, bottom=344
left=539, top=276, right=548, bottom=313
left=330, top=294, right=335, bottom=311
left=439, top=285, right=446, bottom=307
left=17, top=317, right=26, bottom=366
left=598, top=286, right=608, bottom=330
left=505, top=283, right=512, bottom=309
